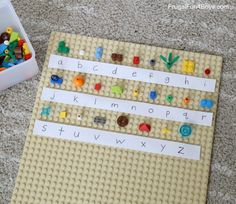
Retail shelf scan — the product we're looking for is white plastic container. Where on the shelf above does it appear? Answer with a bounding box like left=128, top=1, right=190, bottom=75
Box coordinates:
left=0, top=0, right=38, bottom=91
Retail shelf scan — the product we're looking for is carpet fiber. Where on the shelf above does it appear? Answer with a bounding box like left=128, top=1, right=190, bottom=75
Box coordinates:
left=0, top=0, right=235, bottom=203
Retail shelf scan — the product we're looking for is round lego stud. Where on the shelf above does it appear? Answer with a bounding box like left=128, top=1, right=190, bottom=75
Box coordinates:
left=166, top=95, right=173, bottom=103
left=179, top=124, right=192, bottom=138
left=0, top=32, right=10, bottom=41
left=204, top=68, right=211, bottom=76
left=117, top=115, right=129, bottom=127
left=94, top=83, right=102, bottom=91
left=161, top=128, right=171, bottom=134
left=77, top=113, right=83, bottom=121
left=79, top=50, right=85, bottom=55
left=133, top=89, right=139, bottom=97
left=6, top=27, right=13, bottom=34
left=183, top=97, right=190, bottom=105
left=3, top=40, right=9, bottom=46
left=4, top=49, right=9, bottom=55
left=73, top=75, right=85, bottom=88
left=149, top=90, right=157, bottom=100
left=149, top=59, right=156, bottom=66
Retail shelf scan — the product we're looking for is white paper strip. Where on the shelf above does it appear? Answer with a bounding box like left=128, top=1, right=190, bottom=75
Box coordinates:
left=33, top=120, right=201, bottom=160
left=42, top=88, right=213, bottom=126
left=48, top=54, right=216, bottom=92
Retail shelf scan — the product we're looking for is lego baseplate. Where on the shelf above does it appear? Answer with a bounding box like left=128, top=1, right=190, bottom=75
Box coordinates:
left=11, top=32, right=222, bottom=204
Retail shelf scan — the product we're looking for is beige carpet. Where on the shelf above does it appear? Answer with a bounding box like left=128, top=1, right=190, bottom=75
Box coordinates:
left=0, top=0, right=236, bottom=203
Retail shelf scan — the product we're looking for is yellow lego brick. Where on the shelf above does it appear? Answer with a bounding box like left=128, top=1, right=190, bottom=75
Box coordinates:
left=182, top=59, right=195, bottom=73
left=22, top=43, right=30, bottom=55
left=10, top=32, right=222, bottom=204
left=59, top=111, right=67, bottom=119
left=161, top=128, right=171, bottom=134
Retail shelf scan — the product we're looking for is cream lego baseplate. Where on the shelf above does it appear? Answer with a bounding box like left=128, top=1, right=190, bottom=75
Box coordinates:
left=11, top=32, right=222, bottom=204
